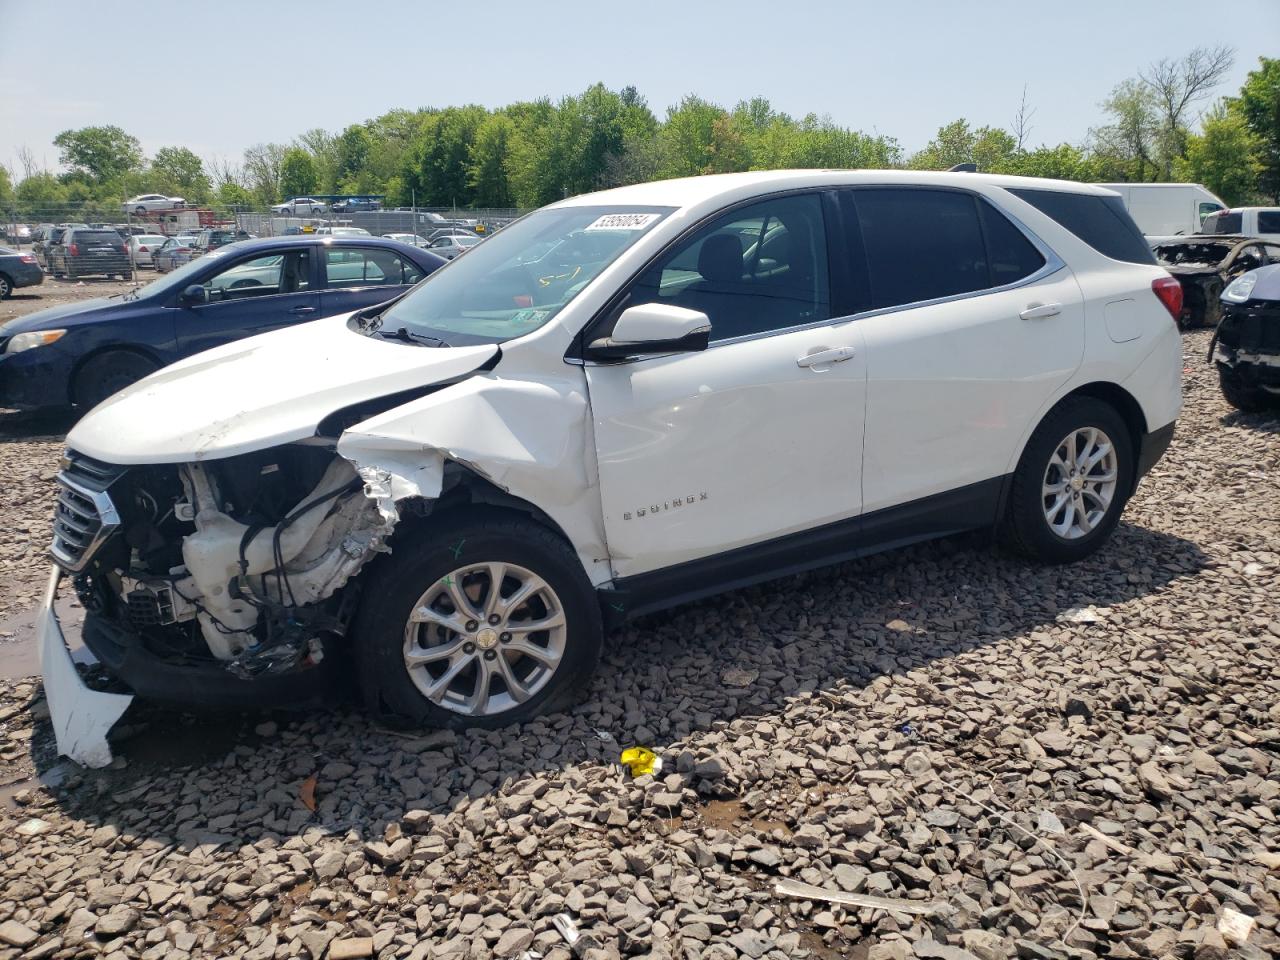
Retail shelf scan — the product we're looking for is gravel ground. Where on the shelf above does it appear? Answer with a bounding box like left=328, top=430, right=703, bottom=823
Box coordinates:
left=1, top=330, right=1278, bottom=960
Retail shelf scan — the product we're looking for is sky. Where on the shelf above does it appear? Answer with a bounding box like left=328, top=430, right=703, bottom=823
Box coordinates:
left=1, top=0, right=1278, bottom=177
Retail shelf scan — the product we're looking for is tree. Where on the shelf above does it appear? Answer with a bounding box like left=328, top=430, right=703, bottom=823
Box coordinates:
left=909, top=120, right=1014, bottom=171
left=0, top=166, right=13, bottom=208
left=150, top=146, right=211, bottom=202
left=15, top=172, right=69, bottom=208
left=1176, top=104, right=1262, bottom=205
left=468, top=113, right=514, bottom=207
left=1090, top=79, right=1161, bottom=181
left=658, top=96, right=728, bottom=178
left=52, top=125, right=142, bottom=184
left=1231, top=57, right=1280, bottom=202
left=1141, top=45, right=1235, bottom=176
left=243, top=143, right=286, bottom=205
left=279, top=148, right=319, bottom=197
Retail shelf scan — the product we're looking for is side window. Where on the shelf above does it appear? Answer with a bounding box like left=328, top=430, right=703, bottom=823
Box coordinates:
left=205, top=251, right=308, bottom=302
left=1199, top=202, right=1224, bottom=225
left=629, top=193, right=830, bottom=342
left=1008, top=188, right=1155, bottom=264
left=1257, top=211, right=1280, bottom=234
left=978, top=201, right=1046, bottom=286
left=324, top=248, right=417, bottom=287
left=851, top=189, right=990, bottom=309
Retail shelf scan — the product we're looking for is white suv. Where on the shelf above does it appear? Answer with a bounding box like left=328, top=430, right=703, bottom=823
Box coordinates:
left=40, top=171, right=1182, bottom=766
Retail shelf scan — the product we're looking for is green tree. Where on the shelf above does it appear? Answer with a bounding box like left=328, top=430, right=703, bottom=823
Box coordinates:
left=909, top=120, right=1014, bottom=171
left=0, top=166, right=13, bottom=208
left=243, top=143, right=286, bottom=205
left=1231, top=57, right=1280, bottom=202
left=1176, top=104, right=1262, bottom=205
left=15, top=172, right=68, bottom=207
left=1090, top=79, right=1161, bottom=181
left=658, top=95, right=729, bottom=177
left=468, top=113, right=515, bottom=207
left=150, top=146, right=211, bottom=202
left=279, top=148, right=319, bottom=197
left=52, top=125, right=143, bottom=185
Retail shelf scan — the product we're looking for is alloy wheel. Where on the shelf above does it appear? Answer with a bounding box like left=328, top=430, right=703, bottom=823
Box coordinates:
left=402, top=561, right=567, bottom=717
left=1042, top=427, right=1118, bottom=540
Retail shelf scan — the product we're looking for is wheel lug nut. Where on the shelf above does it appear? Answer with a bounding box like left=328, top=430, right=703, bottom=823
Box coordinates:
left=463, top=642, right=476, bottom=654
left=488, top=614, right=500, bottom=625
left=483, top=650, right=496, bottom=661
left=500, top=632, right=511, bottom=642
left=465, top=620, right=478, bottom=632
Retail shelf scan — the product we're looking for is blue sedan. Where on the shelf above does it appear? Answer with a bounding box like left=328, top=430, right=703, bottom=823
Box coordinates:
left=0, top=236, right=445, bottom=410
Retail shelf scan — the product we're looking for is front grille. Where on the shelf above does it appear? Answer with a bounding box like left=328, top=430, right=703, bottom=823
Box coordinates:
left=50, top=450, right=125, bottom=572
left=1220, top=303, right=1280, bottom=354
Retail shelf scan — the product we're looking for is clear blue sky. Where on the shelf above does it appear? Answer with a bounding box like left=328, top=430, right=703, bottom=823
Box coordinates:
left=1, top=0, right=1277, bottom=176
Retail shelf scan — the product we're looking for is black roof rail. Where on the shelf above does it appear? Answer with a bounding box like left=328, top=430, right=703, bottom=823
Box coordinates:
left=948, top=163, right=978, bottom=173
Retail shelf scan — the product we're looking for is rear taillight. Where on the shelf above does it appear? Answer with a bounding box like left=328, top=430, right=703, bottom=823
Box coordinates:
left=68, top=243, right=80, bottom=256
left=1152, top=276, right=1183, bottom=320
left=139, top=246, right=148, bottom=252
left=20, top=255, right=36, bottom=264
left=177, top=247, right=191, bottom=253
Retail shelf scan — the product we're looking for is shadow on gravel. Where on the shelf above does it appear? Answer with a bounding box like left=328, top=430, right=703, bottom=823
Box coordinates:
left=1220, top=409, right=1280, bottom=434
left=27, top=518, right=1209, bottom=855
left=0, top=408, right=79, bottom=440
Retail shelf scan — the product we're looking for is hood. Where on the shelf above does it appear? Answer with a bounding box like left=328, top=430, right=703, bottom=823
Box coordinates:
left=0, top=297, right=121, bottom=337
left=67, top=314, right=499, bottom=464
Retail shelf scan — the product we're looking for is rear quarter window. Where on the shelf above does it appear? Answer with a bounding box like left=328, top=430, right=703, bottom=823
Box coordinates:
left=1257, top=211, right=1280, bottom=234
left=1203, top=211, right=1243, bottom=234
left=75, top=231, right=123, bottom=243
left=1008, top=188, right=1155, bottom=265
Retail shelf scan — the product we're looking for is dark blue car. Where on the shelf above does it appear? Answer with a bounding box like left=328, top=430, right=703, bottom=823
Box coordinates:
left=0, top=236, right=445, bottom=410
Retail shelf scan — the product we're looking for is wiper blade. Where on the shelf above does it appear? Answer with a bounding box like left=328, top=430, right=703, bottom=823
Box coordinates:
left=376, top=326, right=449, bottom=347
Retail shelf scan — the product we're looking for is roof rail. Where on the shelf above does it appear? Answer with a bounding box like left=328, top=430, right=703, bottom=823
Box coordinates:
left=948, top=163, right=978, bottom=173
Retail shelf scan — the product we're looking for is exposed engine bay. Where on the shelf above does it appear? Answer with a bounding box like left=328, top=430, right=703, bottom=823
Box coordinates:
left=59, top=444, right=395, bottom=682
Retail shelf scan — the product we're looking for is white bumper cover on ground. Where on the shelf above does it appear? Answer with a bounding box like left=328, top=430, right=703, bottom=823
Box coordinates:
left=37, top=568, right=133, bottom=768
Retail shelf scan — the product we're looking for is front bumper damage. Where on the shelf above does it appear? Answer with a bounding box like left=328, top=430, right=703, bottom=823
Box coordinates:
left=37, top=569, right=132, bottom=769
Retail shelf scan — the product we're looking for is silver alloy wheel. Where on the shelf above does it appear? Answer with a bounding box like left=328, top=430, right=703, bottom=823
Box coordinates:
left=0, top=276, right=10, bottom=298
left=402, top=561, right=567, bottom=717
left=1042, top=426, right=1119, bottom=540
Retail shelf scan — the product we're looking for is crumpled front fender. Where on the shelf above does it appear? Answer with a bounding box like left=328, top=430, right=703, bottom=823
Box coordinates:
left=336, top=372, right=610, bottom=584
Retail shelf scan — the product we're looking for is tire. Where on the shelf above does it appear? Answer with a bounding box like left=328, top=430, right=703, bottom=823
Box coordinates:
left=74, top=351, right=160, bottom=409
left=1000, top=397, right=1134, bottom=563
left=1217, top=364, right=1276, bottom=413
left=0, top=274, right=11, bottom=299
left=354, top=508, right=602, bottom=730
left=135, top=206, right=148, bottom=215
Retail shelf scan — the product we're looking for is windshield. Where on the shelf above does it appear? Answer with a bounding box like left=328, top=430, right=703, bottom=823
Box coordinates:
left=376, top=205, right=673, bottom=345
left=125, top=244, right=239, bottom=299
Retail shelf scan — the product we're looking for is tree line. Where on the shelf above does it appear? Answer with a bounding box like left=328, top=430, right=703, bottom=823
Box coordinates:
left=2, top=50, right=1277, bottom=221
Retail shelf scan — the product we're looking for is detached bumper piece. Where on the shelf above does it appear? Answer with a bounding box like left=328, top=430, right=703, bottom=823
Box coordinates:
left=1136, top=421, right=1176, bottom=482
left=37, top=570, right=133, bottom=769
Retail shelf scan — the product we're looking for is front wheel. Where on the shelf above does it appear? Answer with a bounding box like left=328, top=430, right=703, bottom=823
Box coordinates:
left=354, top=509, right=602, bottom=729
left=1217, top=364, right=1276, bottom=413
left=1000, top=397, right=1134, bottom=563
left=74, top=351, right=159, bottom=409
left=0, top=274, right=11, bottom=299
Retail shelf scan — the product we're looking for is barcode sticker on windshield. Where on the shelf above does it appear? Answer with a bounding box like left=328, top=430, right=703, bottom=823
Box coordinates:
left=584, top=213, right=660, bottom=232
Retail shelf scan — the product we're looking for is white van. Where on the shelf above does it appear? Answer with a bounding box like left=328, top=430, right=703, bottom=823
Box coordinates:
left=1096, top=183, right=1226, bottom=240
left=1201, top=207, right=1280, bottom=242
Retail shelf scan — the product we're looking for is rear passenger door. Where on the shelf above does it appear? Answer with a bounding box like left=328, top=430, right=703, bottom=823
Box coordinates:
left=845, top=187, right=1085, bottom=520
left=319, top=246, right=427, bottom=315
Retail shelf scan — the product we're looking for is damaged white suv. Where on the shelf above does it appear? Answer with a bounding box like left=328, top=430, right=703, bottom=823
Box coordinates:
left=40, top=171, right=1183, bottom=766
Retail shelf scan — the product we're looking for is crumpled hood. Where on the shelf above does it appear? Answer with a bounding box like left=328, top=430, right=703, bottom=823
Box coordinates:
left=67, top=314, right=499, bottom=464
left=0, top=297, right=120, bottom=337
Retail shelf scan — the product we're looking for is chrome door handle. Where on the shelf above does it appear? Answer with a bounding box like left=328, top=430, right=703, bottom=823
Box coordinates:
left=1020, top=302, right=1061, bottom=320
left=291, top=305, right=316, bottom=315
left=797, top=346, right=856, bottom=368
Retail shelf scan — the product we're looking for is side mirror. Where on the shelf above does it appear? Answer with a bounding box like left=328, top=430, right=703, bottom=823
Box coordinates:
left=179, top=284, right=208, bottom=306
left=586, top=303, right=711, bottom=362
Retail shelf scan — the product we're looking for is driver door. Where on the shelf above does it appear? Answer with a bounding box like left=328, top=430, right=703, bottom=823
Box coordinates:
left=173, top=248, right=318, bottom=355
left=585, top=192, right=866, bottom=579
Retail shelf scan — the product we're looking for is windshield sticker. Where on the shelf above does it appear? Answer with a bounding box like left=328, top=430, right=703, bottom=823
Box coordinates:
left=509, top=308, right=552, bottom=327
left=584, top=213, right=660, bottom=232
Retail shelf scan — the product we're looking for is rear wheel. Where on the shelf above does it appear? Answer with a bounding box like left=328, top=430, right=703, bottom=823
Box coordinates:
left=1218, top=364, right=1276, bottom=413
left=355, top=509, right=602, bottom=729
left=74, top=351, right=159, bottom=409
left=1000, top=397, right=1134, bottom=563
left=0, top=274, right=11, bottom=299
left=135, top=206, right=148, bottom=215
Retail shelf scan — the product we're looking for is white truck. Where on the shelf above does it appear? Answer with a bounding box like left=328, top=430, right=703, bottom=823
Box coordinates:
left=1095, top=182, right=1226, bottom=240
left=1201, top=207, right=1280, bottom=241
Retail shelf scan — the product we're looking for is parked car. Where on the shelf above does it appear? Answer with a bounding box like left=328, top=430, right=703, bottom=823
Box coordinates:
left=425, top=233, right=480, bottom=259
left=1152, top=235, right=1280, bottom=328
left=123, top=195, right=186, bottom=214
left=0, top=247, right=44, bottom=298
left=153, top=236, right=199, bottom=273
left=272, top=198, right=327, bottom=216
left=316, top=226, right=372, bottom=237
left=1211, top=264, right=1280, bottom=412
left=193, top=228, right=242, bottom=254
left=381, top=233, right=431, bottom=247
left=331, top=198, right=382, bottom=212
left=1200, top=207, right=1280, bottom=242
left=1, top=224, right=33, bottom=243
left=0, top=236, right=444, bottom=412
left=425, top=228, right=478, bottom=243
left=30, top=170, right=1183, bottom=764
left=1097, top=182, right=1226, bottom=241
left=46, top=227, right=131, bottom=280
left=127, top=234, right=169, bottom=268
left=30, top=225, right=61, bottom=269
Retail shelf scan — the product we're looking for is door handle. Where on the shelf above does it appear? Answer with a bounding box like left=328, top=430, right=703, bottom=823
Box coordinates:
left=797, top=346, right=856, bottom=368
left=1020, top=302, right=1061, bottom=320
left=291, top=305, right=316, bottom=315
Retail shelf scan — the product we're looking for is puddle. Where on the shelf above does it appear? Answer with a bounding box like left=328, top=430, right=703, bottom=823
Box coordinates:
left=701, top=797, right=793, bottom=837
left=0, top=595, right=95, bottom=680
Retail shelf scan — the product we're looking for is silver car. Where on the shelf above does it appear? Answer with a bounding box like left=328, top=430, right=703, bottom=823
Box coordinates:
left=127, top=234, right=169, bottom=268
left=425, top=233, right=480, bottom=259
